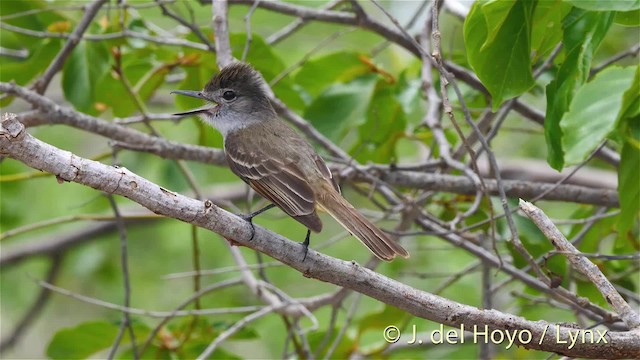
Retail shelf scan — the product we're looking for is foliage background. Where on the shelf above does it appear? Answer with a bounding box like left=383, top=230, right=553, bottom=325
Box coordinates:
left=0, top=0, right=638, bottom=359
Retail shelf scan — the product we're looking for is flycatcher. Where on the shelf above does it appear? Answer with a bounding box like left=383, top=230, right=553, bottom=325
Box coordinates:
left=172, top=62, right=409, bottom=261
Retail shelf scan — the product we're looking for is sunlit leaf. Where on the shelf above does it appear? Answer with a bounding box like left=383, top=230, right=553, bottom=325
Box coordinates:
left=303, top=75, right=377, bottom=143
left=560, top=66, right=635, bottom=165
left=294, top=52, right=371, bottom=98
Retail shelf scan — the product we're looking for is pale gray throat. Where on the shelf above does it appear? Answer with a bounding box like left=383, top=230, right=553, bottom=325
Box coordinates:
left=199, top=111, right=262, bottom=139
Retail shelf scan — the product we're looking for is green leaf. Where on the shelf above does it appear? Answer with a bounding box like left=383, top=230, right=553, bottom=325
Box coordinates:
left=614, top=9, right=640, bottom=26
left=560, top=66, right=636, bottom=165
left=303, top=75, right=378, bottom=143
left=294, top=52, right=371, bottom=98
left=351, top=80, right=407, bottom=163
left=357, top=305, right=408, bottom=333
left=464, top=0, right=537, bottom=110
left=618, top=111, right=640, bottom=235
left=96, top=70, right=138, bottom=117
left=136, top=65, right=170, bottom=103
left=0, top=38, right=62, bottom=107
left=47, top=321, right=149, bottom=359
left=565, top=0, right=640, bottom=11
left=0, top=0, right=66, bottom=52
left=531, top=0, right=571, bottom=63
left=618, top=65, right=640, bottom=121
left=62, top=41, right=111, bottom=113
left=544, top=8, right=614, bottom=170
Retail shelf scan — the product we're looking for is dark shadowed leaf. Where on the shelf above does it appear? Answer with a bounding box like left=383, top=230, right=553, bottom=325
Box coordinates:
left=544, top=8, right=614, bottom=170
left=618, top=129, right=640, bottom=237
left=62, top=41, right=111, bottom=114
left=351, top=80, right=407, bottom=163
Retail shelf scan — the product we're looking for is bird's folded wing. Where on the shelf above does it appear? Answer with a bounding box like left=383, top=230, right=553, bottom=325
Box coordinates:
left=225, top=146, right=316, bottom=219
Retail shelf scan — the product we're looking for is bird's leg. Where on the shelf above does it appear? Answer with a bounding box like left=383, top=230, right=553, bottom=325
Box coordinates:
left=237, top=203, right=276, bottom=240
left=301, top=229, right=311, bottom=261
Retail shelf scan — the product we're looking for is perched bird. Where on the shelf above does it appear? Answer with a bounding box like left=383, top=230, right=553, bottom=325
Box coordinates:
left=172, top=62, right=409, bottom=261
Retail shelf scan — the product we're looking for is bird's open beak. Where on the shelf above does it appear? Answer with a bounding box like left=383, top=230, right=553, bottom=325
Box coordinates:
left=171, top=90, right=217, bottom=116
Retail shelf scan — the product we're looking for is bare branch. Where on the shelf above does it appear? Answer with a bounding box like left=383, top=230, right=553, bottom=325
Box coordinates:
left=520, top=200, right=640, bottom=330
left=354, top=168, right=619, bottom=207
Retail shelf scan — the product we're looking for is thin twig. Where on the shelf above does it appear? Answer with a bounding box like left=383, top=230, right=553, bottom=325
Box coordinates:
left=241, top=0, right=261, bottom=62
left=0, top=255, right=63, bottom=354
left=106, top=194, right=138, bottom=360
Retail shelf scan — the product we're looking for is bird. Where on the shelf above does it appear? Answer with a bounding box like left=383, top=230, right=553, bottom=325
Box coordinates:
left=171, top=62, right=409, bottom=261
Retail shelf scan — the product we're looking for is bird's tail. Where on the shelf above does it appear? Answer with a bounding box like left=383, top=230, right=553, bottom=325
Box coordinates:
left=317, top=184, right=409, bottom=261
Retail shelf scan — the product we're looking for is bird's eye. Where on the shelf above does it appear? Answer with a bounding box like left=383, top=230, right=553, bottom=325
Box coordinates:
left=222, top=90, right=236, bottom=101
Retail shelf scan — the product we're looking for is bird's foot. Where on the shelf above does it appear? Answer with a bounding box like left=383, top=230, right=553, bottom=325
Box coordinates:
left=236, top=204, right=276, bottom=241
left=301, top=229, right=311, bottom=261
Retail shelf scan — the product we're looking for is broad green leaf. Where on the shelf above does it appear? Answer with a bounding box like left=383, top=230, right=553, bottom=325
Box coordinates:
left=62, top=41, right=110, bottom=114
left=351, top=80, right=407, bottom=163
left=565, top=0, right=640, bottom=11
left=304, top=75, right=378, bottom=143
left=560, top=66, right=636, bottom=165
left=531, top=0, right=571, bottom=63
left=544, top=8, right=614, bottom=170
left=95, top=70, right=138, bottom=117
left=294, top=52, right=371, bottom=98
left=618, top=112, right=640, bottom=235
left=136, top=65, right=171, bottom=102
left=47, top=321, right=149, bottom=359
left=615, top=9, right=640, bottom=26
left=464, top=0, right=537, bottom=110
